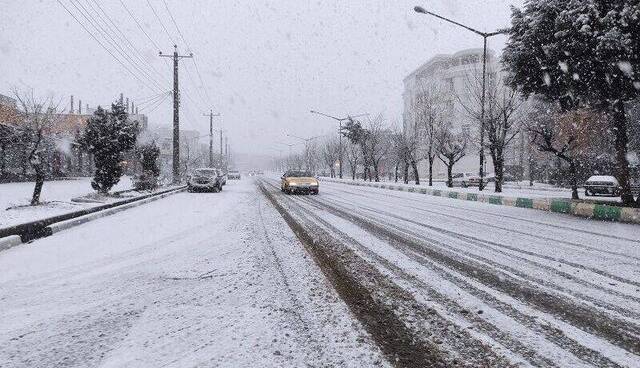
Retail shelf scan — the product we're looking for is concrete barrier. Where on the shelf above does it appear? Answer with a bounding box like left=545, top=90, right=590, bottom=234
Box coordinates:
left=47, top=188, right=185, bottom=234
left=320, top=177, right=640, bottom=225
left=0, top=235, right=22, bottom=251
left=0, top=187, right=186, bottom=252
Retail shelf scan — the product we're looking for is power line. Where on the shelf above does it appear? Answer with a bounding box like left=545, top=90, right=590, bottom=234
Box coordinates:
left=118, top=0, right=162, bottom=52
left=145, top=0, right=176, bottom=45
left=137, top=91, right=172, bottom=108
left=56, top=0, right=160, bottom=94
left=161, top=0, right=214, bottom=108
left=87, top=0, right=169, bottom=85
left=66, top=0, right=165, bottom=92
left=143, top=93, right=171, bottom=114
left=162, top=0, right=191, bottom=50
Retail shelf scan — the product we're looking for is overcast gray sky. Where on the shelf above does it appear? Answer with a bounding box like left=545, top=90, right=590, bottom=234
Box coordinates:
left=0, top=0, right=521, bottom=156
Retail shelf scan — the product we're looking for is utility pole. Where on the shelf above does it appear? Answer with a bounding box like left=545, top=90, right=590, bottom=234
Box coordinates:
left=203, top=110, right=220, bottom=167
left=160, top=45, right=193, bottom=183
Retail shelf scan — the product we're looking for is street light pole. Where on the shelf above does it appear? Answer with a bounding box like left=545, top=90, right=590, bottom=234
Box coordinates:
left=310, top=110, right=368, bottom=179
left=414, top=6, right=508, bottom=191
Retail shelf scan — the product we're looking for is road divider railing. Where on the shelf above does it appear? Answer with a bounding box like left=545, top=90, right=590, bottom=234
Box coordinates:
left=0, top=186, right=186, bottom=251
left=320, top=177, right=640, bottom=225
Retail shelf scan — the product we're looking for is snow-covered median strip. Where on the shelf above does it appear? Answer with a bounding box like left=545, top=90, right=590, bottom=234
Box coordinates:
left=48, top=187, right=186, bottom=234
left=321, top=177, right=640, bottom=224
left=0, top=186, right=186, bottom=249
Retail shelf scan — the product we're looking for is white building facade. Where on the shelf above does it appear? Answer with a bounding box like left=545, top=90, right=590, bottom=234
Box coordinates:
left=403, top=48, right=528, bottom=181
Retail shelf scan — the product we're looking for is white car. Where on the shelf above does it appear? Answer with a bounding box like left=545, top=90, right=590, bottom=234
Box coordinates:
left=450, top=172, right=475, bottom=187
left=228, top=170, right=241, bottom=180
left=584, top=175, right=619, bottom=197
left=187, top=168, right=224, bottom=193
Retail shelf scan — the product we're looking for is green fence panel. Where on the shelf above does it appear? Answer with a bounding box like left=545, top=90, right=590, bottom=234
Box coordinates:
left=550, top=200, right=571, bottom=214
left=489, top=196, right=503, bottom=205
left=515, top=198, right=533, bottom=208
left=593, top=204, right=622, bottom=221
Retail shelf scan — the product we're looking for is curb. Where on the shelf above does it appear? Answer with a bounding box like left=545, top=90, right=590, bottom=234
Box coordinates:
left=0, top=187, right=186, bottom=252
left=0, top=235, right=22, bottom=251
left=48, top=187, right=185, bottom=234
left=321, top=178, right=640, bottom=225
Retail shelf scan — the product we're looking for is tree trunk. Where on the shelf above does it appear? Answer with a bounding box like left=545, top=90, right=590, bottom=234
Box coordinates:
left=394, top=163, right=399, bottom=182
left=31, top=162, right=45, bottom=205
left=491, top=149, right=504, bottom=193
left=447, top=163, right=453, bottom=188
left=374, top=164, right=380, bottom=182
left=411, top=159, right=420, bottom=185
left=611, top=101, right=634, bottom=205
left=0, top=144, right=6, bottom=176
left=428, top=156, right=434, bottom=186
left=403, top=162, right=409, bottom=184
left=568, top=159, right=579, bottom=200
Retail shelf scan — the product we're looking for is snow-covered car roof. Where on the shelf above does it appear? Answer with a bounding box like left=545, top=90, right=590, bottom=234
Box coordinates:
left=586, top=175, right=618, bottom=183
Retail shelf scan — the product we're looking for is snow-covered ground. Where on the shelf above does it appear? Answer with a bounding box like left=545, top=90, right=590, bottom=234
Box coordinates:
left=0, top=177, right=133, bottom=227
left=322, top=177, right=623, bottom=203
left=261, top=178, right=640, bottom=367
left=0, top=179, right=386, bottom=367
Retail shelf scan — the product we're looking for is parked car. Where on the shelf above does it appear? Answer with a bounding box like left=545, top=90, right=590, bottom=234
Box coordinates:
left=133, top=171, right=158, bottom=191
left=187, top=168, right=224, bottom=193
left=468, top=173, right=496, bottom=187
left=450, top=172, right=475, bottom=187
left=281, top=170, right=319, bottom=194
left=228, top=169, right=241, bottom=180
left=220, top=170, right=227, bottom=186
left=584, top=175, right=619, bottom=197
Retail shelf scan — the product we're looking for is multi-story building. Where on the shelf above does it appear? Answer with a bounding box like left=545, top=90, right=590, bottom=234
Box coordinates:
left=403, top=48, right=528, bottom=180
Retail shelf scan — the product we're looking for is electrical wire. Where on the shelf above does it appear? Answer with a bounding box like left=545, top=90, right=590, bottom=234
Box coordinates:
left=66, top=0, right=165, bottom=92
left=56, top=0, right=160, bottom=94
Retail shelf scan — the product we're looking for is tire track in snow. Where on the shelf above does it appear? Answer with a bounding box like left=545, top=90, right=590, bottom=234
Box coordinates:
left=260, top=179, right=639, bottom=366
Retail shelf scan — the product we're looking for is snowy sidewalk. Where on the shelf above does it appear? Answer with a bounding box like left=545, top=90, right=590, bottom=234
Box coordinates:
left=0, top=177, right=133, bottom=227
left=0, top=179, right=386, bottom=367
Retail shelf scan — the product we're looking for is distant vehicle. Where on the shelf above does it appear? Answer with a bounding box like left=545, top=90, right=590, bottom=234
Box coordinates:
left=133, top=171, right=158, bottom=191
left=584, top=175, right=619, bottom=197
left=220, top=170, right=228, bottom=186
left=228, top=169, right=241, bottom=180
left=187, top=168, right=224, bottom=193
left=281, top=170, right=319, bottom=195
left=450, top=172, right=475, bottom=188
left=468, top=173, right=496, bottom=187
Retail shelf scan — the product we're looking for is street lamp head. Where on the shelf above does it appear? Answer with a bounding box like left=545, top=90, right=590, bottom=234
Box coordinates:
left=414, top=6, right=427, bottom=14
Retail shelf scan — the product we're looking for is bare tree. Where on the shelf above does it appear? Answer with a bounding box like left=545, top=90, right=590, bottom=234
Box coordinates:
left=526, top=103, right=610, bottom=200
left=13, top=90, right=62, bottom=205
left=341, top=115, right=392, bottom=182
left=320, top=137, right=340, bottom=177
left=345, top=141, right=360, bottom=180
left=457, top=67, right=526, bottom=192
left=437, top=124, right=467, bottom=188
left=365, top=116, right=391, bottom=182
left=412, top=81, right=448, bottom=186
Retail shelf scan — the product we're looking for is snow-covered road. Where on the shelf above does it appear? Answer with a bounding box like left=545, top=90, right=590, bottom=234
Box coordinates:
left=0, top=179, right=386, bottom=367
left=259, top=178, right=640, bottom=367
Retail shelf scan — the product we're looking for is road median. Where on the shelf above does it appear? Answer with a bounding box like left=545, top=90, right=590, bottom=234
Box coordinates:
left=0, top=186, right=186, bottom=250
left=321, top=177, right=640, bottom=225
